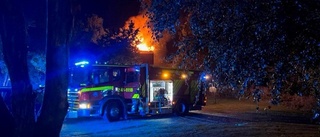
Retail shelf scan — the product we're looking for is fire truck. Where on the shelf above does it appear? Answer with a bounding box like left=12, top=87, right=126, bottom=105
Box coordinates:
left=67, top=61, right=208, bottom=121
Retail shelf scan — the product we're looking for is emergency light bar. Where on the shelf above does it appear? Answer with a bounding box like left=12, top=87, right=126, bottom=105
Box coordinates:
left=75, top=61, right=89, bottom=67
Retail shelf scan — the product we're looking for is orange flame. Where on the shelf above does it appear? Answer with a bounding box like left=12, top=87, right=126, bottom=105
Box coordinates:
left=124, top=12, right=155, bottom=52
left=136, top=37, right=154, bottom=51
left=124, top=6, right=173, bottom=66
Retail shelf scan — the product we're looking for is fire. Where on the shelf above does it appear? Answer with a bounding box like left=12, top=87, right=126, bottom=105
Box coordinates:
left=124, top=5, right=172, bottom=65
left=136, top=37, right=154, bottom=51
left=124, top=11, right=155, bottom=52
left=137, top=43, right=154, bottom=51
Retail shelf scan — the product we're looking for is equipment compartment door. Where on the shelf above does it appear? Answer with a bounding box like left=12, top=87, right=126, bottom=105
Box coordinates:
left=149, top=80, right=173, bottom=108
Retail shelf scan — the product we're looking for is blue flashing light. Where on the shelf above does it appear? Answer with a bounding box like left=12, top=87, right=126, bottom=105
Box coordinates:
left=134, top=66, right=140, bottom=72
left=75, top=61, right=89, bottom=67
left=200, top=73, right=211, bottom=81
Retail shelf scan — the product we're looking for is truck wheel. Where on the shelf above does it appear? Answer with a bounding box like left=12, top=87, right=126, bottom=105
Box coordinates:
left=104, top=102, right=121, bottom=122
left=174, top=101, right=189, bottom=116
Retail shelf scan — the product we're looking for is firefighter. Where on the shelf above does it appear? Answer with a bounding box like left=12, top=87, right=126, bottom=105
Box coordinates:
left=131, top=88, right=140, bottom=113
left=156, top=88, right=167, bottom=106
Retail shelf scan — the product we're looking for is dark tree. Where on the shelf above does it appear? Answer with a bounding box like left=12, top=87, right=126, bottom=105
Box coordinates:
left=0, top=0, right=72, bottom=136
left=146, top=0, right=320, bottom=119
left=69, top=14, right=106, bottom=63
left=34, top=0, right=72, bottom=136
left=98, top=21, right=140, bottom=64
left=0, top=0, right=35, bottom=136
left=69, top=14, right=140, bottom=65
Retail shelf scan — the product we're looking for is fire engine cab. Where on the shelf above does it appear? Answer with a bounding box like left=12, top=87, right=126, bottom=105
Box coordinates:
left=67, top=61, right=208, bottom=121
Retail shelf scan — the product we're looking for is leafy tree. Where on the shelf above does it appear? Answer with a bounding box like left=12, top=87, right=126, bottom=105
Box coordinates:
left=69, top=14, right=107, bottom=63
left=97, top=21, right=141, bottom=65
left=28, top=52, right=46, bottom=89
left=70, top=14, right=140, bottom=65
left=0, top=44, right=45, bottom=89
left=0, top=0, right=72, bottom=136
left=146, top=0, right=320, bottom=119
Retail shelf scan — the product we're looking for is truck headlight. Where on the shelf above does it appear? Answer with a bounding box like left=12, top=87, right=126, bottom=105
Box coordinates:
left=79, top=103, right=90, bottom=109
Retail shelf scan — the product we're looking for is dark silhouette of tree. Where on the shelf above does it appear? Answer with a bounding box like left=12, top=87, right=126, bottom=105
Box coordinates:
left=0, top=0, right=35, bottom=136
left=146, top=0, right=320, bottom=121
left=69, top=13, right=140, bottom=65
left=34, top=0, right=72, bottom=136
left=97, top=21, right=141, bottom=65
left=69, top=14, right=106, bottom=63
left=0, top=0, right=72, bottom=136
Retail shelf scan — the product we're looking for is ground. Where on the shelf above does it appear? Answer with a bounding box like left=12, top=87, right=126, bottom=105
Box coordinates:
left=61, top=96, right=320, bottom=137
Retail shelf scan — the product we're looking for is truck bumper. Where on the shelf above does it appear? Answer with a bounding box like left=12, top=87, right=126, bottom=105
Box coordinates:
left=77, top=108, right=100, bottom=117
left=66, top=110, right=78, bottom=118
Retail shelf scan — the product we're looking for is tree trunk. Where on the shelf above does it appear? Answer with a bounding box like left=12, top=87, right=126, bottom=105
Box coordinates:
left=0, top=0, right=36, bottom=136
left=0, top=96, right=14, bottom=136
left=35, top=0, right=72, bottom=136
left=1, top=0, right=72, bottom=136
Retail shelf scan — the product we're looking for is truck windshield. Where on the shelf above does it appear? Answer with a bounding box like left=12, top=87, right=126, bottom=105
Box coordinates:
left=69, top=67, right=90, bottom=87
left=92, top=69, right=110, bottom=84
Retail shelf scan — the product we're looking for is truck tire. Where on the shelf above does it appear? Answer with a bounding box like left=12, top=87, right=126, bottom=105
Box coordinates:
left=174, top=101, right=189, bottom=116
left=103, top=101, right=121, bottom=122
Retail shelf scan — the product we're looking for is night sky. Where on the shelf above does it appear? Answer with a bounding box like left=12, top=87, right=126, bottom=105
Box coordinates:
left=26, top=0, right=141, bottom=52
left=81, top=0, right=141, bottom=29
